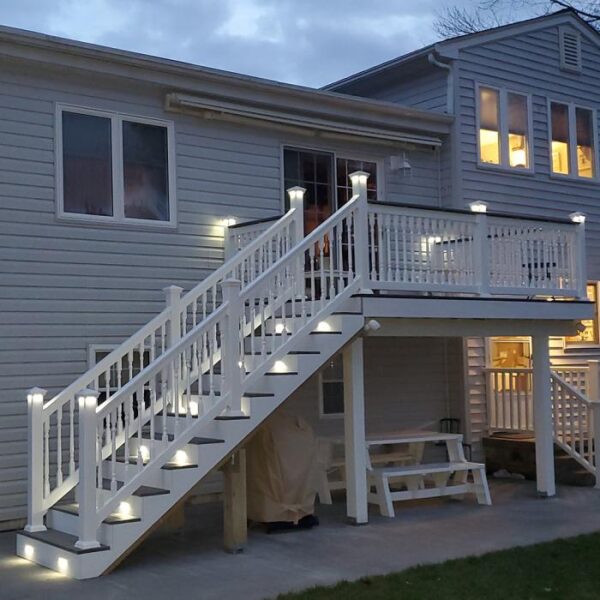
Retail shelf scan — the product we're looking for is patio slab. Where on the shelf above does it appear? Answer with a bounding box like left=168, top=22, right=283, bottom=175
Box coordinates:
left=1, top=480, right=600, bottom=600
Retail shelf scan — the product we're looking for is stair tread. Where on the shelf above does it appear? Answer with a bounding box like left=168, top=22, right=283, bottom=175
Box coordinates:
left=52, top=503, right=142, bottom=525
left=310, top=331, right=343, bottom=335
left=265, top=371, right=299, bottom=376
left=288, top=350, right=320, bottom=355
left=135, top=432, right=224, bottom=445
left=20, top=529, right=110, bottom=555
left=215, top=415, right=251, bottom=421
left=161, top=463, right=199, bottom=470
left=133, top=485, right=170, bottom=497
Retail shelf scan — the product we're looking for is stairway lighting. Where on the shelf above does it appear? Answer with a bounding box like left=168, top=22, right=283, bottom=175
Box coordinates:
left=23, top=544, right=34, bottom=560
left=118, top=502, right=132, bottom=517
left=275, top=323, right=285, bottom=334
left=316, top=321, right=331, bottom=332
left=139, top=445, right=150, bottom=463
left=57, top=557, right=69, bottom=575
left=189, top=400, right=199, bottom=416
left=273, top=360, right=287, bottom=373
left=174, top=450, right=188, bottom=465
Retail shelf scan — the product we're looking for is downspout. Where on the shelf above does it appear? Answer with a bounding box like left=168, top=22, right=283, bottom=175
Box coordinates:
left=427, top=52, right=453, bottom=114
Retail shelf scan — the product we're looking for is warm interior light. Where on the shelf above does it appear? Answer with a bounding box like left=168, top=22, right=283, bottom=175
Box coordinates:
left=469, top=201, right=488, bottom=214
left=479, top=129, right=500, bottom=164
left=57, top=557, right=68, bottom=574
left=275, top=323, right=285, bottom=334
left=552, top=140, right=569, bottom=174
left=174, top=450, right=188, bottom=465
left=273, top=360, right=287, bottom=372
left=316, top=321, right=331, bottom=332
left=118, top=501, right=132, bottom=517
left=139, top=445, right=150, bottom=462
left=189, top=400, right=199, bottom=416
left=23, top=544, right=34, bottom=560
left=221, top=217, right=236, bottom=227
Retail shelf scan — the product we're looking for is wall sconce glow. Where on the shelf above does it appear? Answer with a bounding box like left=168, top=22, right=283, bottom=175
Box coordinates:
left=570, top=212, right=586, bottom=224
left=316, top=321, right=331, bottom=332
left=273, top=360, right=287, bottom=373
left=118, top=501, right=132, bottom=517
left=57, top=557, right=69, bottom=574
left=469, top=201, right=488, bottom=214
left=221, top=217, right=236, bottom=228
left=189, top=400, right=199, bottom=417
left=23, top=544, right=34, bottom=560
left=139, top=445, right=150, bottom=462
left=275, top=323, right=286, bottom=334
left=174, top=450, right=188, bottom=465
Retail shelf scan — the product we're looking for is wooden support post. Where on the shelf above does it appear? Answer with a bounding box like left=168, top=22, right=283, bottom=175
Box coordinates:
left=343, top=337, right=368, bottom=524
left=223, top=449, right=247, bottom=553
left=532, top=335, right=556, bottom=497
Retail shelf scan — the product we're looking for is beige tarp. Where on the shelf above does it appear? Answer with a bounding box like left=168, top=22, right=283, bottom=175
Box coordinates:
left=246, top=409, right=318, bottom=524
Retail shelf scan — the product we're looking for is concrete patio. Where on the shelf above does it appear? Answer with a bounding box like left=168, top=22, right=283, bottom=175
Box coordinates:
left=2, top=480, right=600, bottom=600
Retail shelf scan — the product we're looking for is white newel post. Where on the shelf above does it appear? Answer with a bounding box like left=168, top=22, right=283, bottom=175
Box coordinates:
left=221, top=279, right=245, bottom=417
left=25, top=387, right=47, bottom=533
left=349, top=171, right=371, bottom=294
left=287, top=186, right=306, bottom=297
left=164, top=285, right=183, bottom=415
left=343, top=337, right=368, bottom=524
left=76, top=388, right=101, bottom=550
left=569, top=212, right=587, bottom=300
left=469, top=201, right=490, bottom=296
left=532, top=335, right=556, bottom=497
left=586, top=360, right=600, bottom=488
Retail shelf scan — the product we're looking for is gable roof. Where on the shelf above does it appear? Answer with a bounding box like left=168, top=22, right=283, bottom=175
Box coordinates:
left=324, top=8, right=600, bottom=91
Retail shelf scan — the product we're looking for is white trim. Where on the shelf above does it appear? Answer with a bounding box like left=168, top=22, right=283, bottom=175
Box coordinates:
left=55, top=103, right=177, bottom=228
left=547, top=98, right=599, bottom=182
left=475, top=82, right=534, bottom=174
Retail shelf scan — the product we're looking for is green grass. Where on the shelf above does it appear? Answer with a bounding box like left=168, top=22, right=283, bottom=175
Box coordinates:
left=276, top=532, right=600, bottom=599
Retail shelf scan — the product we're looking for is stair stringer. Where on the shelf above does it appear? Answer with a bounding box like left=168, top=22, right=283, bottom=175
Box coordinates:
left=16, top=311, right=364, bottom=579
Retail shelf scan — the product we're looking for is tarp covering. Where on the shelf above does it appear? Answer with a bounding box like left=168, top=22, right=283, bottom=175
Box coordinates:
left=246, top=409, right=318, bottom=524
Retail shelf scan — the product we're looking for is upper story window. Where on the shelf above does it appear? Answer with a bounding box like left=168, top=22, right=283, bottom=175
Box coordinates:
left=477, top=85, right=531, bottom=171
left=57, top=106, right=176, bottom=226
left=550, top=101, right=596, bottom=179
left=559, top=27, right=582, bottom=73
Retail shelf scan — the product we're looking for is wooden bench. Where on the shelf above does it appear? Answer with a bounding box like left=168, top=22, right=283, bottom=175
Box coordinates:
left=367, top=460, right=491, bottom=518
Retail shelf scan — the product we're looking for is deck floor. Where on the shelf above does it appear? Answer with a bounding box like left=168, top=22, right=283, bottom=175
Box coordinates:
left=2, top=480, right=600, bottom=600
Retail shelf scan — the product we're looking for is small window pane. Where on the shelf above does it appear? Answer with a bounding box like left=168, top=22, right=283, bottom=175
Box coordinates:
left=566, top=284, right=598, bottom=344
left=62, top=112, right=113, bottom=216
left=576, top=108, right=595, bottom=178
left=322, top=382, right=344, bottom=415
left=508, top=93, right=529, bottom=168
left=479, top=87, right=500, bottom=164
left=123, top=121, right=169, bottom=221
left=551, top=103, right=570, bottom=175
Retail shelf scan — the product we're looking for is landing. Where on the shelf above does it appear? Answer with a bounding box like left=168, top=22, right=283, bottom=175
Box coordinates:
left=2, top=481, right=600, bottom=600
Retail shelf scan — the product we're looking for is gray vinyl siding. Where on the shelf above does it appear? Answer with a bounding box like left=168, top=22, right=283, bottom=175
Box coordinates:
left=0, top=61, right=442, bottom=524
left=456, top=24, right=600, bottom=279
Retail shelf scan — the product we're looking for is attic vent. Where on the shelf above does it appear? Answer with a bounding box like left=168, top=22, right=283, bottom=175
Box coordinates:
left=559, top=27, right=582, bottom=72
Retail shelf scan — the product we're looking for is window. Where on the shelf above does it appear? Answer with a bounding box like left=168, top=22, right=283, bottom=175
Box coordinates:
left=559, top=27, right=582, bottom=73
left=565, top=283, right=599, bottom=345
left=57, top=106, right=175, bottom=225
left=477, top=86, right=531, bottom=170
left=319, top=354, right=344, bottom=418
left=283, top=147, right=378, bottom=234
left=550, top=101, right=596, bottom=179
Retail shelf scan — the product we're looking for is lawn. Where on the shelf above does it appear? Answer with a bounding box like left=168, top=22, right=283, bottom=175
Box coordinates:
left=276, top=532, right=600, bottom=599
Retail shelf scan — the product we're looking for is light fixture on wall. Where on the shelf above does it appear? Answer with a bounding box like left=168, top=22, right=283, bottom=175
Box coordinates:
left=389, top=152, right=412, bottom=176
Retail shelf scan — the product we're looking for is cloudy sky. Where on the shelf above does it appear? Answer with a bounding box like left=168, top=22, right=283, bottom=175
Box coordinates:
left=0, top=0, right=538, bottom=87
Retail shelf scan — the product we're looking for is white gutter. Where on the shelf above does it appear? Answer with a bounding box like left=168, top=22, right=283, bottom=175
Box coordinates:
left=428, top=52, right=454, bottom=114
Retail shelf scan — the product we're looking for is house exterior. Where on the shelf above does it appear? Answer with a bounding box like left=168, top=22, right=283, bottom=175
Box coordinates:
left=0, top=9, right=597, bottom=578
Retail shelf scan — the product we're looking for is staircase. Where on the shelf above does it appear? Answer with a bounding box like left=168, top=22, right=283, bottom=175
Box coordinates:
left=17, top=172, right=587, bottom=578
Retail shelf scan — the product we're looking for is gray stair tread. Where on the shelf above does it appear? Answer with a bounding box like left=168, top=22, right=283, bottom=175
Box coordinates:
left=52, top=503, right=141, bottom=525
left=191, top=436, right=225, bottom=445
left=215, top=415, right=251, bottom=420
left=310, top=331, right=342, bottom=335
left=244, top=392, right=275, bottom=398
left=133, top=485, right=170, bottom=497
left=20, top=529, right=110, bottom=555
left=288, top=350, right=320, bottom=355
left=265, top=371, right=299, bottom=376
left=161, top=463, right=199, bottom=470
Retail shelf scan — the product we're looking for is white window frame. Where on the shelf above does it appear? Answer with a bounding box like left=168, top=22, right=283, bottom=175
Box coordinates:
left=318, top=355, right=344, bottom=419
left=280, top=144, right=384, bottom=214
left=547, top=98, right=599, bottom=182
left=475, top=83, right=534, bottom=174
left=56, top=103, right=177, bottom=228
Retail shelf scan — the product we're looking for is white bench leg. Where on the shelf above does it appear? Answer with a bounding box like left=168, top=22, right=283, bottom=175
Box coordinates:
left=374, top=473, right=395, bottom=518
left=473, top=467, right=492, bottom=505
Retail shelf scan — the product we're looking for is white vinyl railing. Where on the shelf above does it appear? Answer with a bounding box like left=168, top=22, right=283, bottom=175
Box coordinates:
left=26, top=167, right=589, bottom=543
left=485, top=362, right=600, bottom=477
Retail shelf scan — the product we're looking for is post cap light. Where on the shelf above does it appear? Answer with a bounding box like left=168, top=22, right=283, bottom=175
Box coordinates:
left=570, top=211, right=586, bottom=224
left=469, top=201, right=488, bottom=214
left=77, top=388, right=99, bottom=409
left=221, top=216, right=236, bottom=228
left=287, top=186, right=305, bottom=202
left=349, top=170, right=370, bottom=185
left=27, top=387, right=47, bottom=404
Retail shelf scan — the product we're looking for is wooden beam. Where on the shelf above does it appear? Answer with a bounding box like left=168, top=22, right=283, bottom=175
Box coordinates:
left=222, top=448, right=247, bottom=553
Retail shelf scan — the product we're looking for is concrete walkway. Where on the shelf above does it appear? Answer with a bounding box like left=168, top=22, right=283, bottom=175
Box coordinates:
left=2, top=480, right=600, bottom=600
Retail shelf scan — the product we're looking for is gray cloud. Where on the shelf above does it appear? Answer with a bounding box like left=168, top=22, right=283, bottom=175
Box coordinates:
left=0, top=0, right=519, bottom=87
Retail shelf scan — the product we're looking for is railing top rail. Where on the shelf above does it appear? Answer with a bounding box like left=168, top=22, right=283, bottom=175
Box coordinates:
left=368, top=200, right=577, bottom=226
left=368, top=202, right=476, bottom=223
left=551, top=371, right=592, bottom=406
left=228, top=214, right=282, bottom=230
left=45, top=207, right=297, bottom=413
left=242, top=194, right=359, bottom=298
